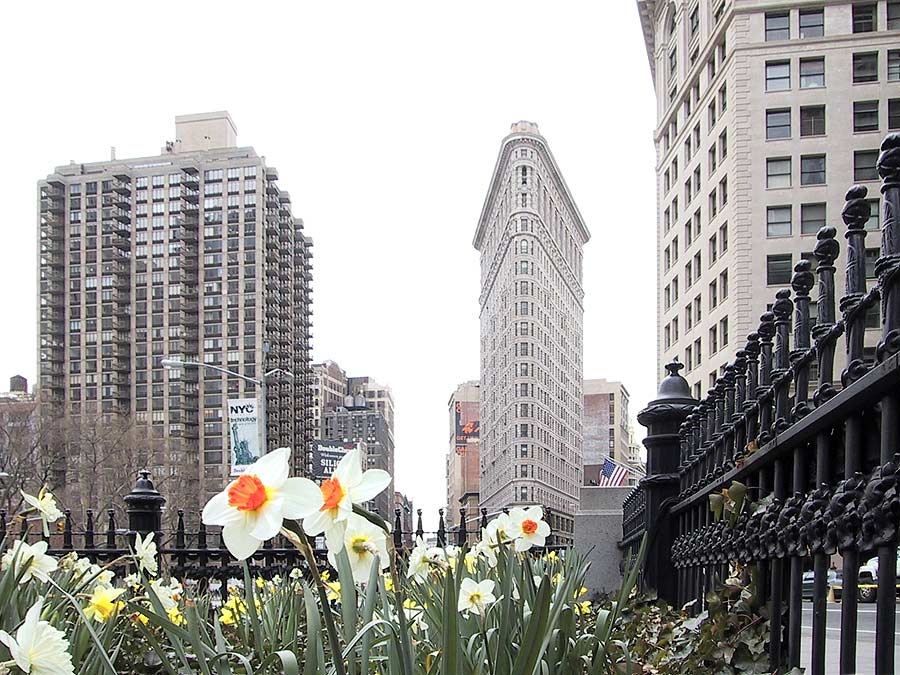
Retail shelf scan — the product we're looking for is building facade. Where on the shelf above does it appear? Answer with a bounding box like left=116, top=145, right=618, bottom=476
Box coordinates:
left=474, top=122, right=590, bottom=544
left=37, top=112, right=314, bottom=520
left=322, top=399, right=394, bottom=517
left=639, top=0, right=898, bottom=395
left=583, top=379, right=641, bottom=487
left=394, top=491, right=415, bottom=546
left=446, top=380, right=481, bottom=533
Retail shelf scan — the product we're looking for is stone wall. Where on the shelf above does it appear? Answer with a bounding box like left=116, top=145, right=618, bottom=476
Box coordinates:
left=574, top=486, right=631, bottom=595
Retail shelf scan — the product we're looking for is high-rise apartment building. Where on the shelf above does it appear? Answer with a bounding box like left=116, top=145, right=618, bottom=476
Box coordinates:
left=474, top=122, right=590, bottom=544
left=37, top=112, right=314, bottom=519
left=446, top=381, right=481, bottom=533
left=322, top=401, right=394, bottom=517
left=583, top=379, right=641, bottom=487
left=638, top=1, right=899, bottom=395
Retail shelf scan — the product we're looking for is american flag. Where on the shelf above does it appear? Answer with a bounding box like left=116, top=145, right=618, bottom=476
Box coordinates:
left=597, top=457, right=629, bottom=487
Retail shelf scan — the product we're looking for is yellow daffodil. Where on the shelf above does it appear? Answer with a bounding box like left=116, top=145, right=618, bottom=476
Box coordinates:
left=84, top=586, right=125, bottom=623
left=574, top=600, right=592, bottom=616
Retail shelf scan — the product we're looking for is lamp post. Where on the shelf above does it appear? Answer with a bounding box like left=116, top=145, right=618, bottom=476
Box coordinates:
left=160, top=359, right=294, bottom=470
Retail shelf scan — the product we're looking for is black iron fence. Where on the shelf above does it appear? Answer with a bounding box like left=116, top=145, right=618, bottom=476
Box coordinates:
left=623, top=132, right=900, bottom=674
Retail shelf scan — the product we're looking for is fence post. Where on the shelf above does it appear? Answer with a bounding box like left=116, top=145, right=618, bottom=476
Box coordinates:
left=124, top=470, right=166, bottom=556
left=637, top=360, right=697, bottom=605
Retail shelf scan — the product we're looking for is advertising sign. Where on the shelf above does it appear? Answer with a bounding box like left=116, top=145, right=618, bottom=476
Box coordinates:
left=311, top=441, right=358, bottom=481
left=454, top=401, right=480, bottom=447
left=228, top=397, right=261, bottom=476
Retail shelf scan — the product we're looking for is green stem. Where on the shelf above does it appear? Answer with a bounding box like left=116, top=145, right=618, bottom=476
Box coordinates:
left=386, top=537, right=415, bottom=675
left=285, top=523, right=347, bottom=675
left=479, top=613, right=496, bottom=674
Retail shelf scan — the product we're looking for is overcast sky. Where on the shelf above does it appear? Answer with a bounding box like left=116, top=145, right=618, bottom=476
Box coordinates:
left=0, top=1, right=659, bottom=524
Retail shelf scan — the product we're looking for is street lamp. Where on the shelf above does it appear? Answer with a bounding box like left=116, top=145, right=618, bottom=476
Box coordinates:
left=160, top=359, right=294, bottom=470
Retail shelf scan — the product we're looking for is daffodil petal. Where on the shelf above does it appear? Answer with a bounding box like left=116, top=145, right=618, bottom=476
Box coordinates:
left=250, top=500, right=284, bottom=541
left=247, top=447, right=290, bottom=488
left=222, top=525, right=261, bottom=560
left=301, top=509, right=331, bottom=536
left=202, top=490, right=240, bottom=526
left=280, top=477, right=324, bottom=519
left=514, top=537, right=531, bottom=553
left=334, top=449, right=362, bottom=488
left=347, top=469, right=391, bottom=503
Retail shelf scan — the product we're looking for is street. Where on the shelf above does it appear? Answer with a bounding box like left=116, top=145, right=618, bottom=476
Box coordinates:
left=800, top=602, right=900, bottom=674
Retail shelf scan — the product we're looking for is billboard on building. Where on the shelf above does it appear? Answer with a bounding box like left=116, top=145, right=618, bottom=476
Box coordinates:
left=455, top=401, right=480, bottom=447
left=228, top=398, right=261, bottom=476
left=311, top=441, right=359, bottom=481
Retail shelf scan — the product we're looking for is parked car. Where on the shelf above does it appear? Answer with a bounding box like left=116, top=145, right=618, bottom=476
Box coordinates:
left=830, top=551, right=900, bottom=602
left=801, top=569, right=840, bottom=600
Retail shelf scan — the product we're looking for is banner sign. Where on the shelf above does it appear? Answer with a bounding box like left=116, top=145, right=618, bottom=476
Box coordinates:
left=228, top=397, right=261, bottom=476
left=455, top=401, right=480, bottom=446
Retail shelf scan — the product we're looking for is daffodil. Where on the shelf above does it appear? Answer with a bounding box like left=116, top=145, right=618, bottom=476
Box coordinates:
left=484, top=512, right=514, bottom=546
left=21, top=489, right=63, bottom=538
left=509, top=506, right=551, bottom=552
left=149, top=579, right=183, bottom=611
left=219, top=596, right=247, bottom=625
left=457, top=578, right=496, bottom=616
left=329, top=513, right=389, bottom=584
left=167, top=606, right=186, bottom=626
left=201, top=447, right=323, bottom=560
left=1, top=540, right=58, bottom=584
left=83, top=586, right=125, bottom=623
left=473, top=538, right=498, bottom=567
left=325, top=580, right=341, bottom=602
left=544, top=550, right=559, bottom=562
left=299, top=449, right=391, bottom=554
left=134, top=532, right=158, bottom=577
left=464, top=552, right=478, bottom=573
left=289, top=567, right=303, bottom=580
left=573, top=600, right=592, bottom=616
left=0, top=597, right=74, bottom=675
left=407, top=539, right=432, bottom=580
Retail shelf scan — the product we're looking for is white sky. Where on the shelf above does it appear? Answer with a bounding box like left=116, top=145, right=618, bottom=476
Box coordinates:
left=0, top=1, right=659, bottom=525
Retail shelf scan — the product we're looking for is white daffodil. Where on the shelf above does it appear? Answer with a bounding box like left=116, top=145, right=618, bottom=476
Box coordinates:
left=201, top=447, right=323, bottom=560
left=134, top=532, right=158, bottom=577
left=406, top=539, right=431, bottom=580
left=483, top=512, right=514, bottom=546
left=0, top=597, right=74, bottom=675
left=300, top=448, right=391, bottom=554
left=473, top=538, right=498, bottom=568
left=457, top=577, right=497, bottom=616
left=328, top=513, right=389, bottom=584
left=509, top=506, right=551, bottom=552
left=1, top=540, right=58, bottom=584
left=21, top=489, right=63, bottom=538
left=149, top=579, right=183, bottom=612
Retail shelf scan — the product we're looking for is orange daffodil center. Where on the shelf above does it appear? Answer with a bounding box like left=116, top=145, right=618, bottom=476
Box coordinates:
left=521, top=519, right=539, bottom=535
left=319, top=478, right=346, bottom=512
left=228, top=474, right=270, bottom=512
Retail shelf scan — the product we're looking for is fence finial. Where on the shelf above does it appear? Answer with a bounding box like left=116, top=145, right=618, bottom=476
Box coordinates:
left=124, top=469, right=166, bottom=544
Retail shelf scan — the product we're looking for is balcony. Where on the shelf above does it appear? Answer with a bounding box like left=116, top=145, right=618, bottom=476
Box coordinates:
left=101, top=235, right=131, bottom=250
left=110, top=192, right=131, bottom=210
left=110, top=175, right=132, bottom=194
left=102, top=248, right=130, bottom=263
left=40, top=346, right=64, bottom=364
left=102, top=207, right=131, bottom=223
left=181, top=187, right=199, bottom=203
left=40, top=213, right=62, bottom=230
left=40, top=196, right=64, bottom=215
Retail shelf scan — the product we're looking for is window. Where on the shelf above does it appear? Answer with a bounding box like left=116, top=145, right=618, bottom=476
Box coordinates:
left=686, top=345, right=693, bottom=371
left=709, top=190, right=718, bottom=217
left=719, top=83, right=728, bottom=112
left=854, top=100, right=879, bottom=132
left=866, top=199, right=880, bottom=230
left=852, top=4, right=877, bottom=33
left=853, top=52, right=878, bottom=83
left=720, top=176, right=728, bottom=206
left=709, top=146, right=718, bottom=173
left=890, top=51, right=900, bottom=81
left=709, top=234, right=718, bottom=264
left=800, top=57, right=825, bottom=88
left=890, top=99, right=900, bottom=130
left=800, top=155, right=826, bottom=185
left=709, top=279, right=719, bottom=308
left=767, top=109, right=791, bottom=139
left=890, top=1, right=900, bottom=29
left=767, top=158, right=791, bottom=188
left=865, top=248, right=879, bottom=278
left=854, top=150, right=879, bottom=181
left=709, top=101, right=717, bottom=128
left=801, top=203, right=826, bottom=234
left=665, top=324, right=672, bottom=349
left=766, top=61, right=791, bottom=91
left=710, top=325, right=718, bottom=353
left=690, top=5, right=699, bottom=38
left=720, top=223, right=728, bottom=253
left=767, top=254, right=793, bottom=285
left=767, top=206, right=792, bottom=237
left=669, top=48, right=677, bottom=78
left=694, top=337, right=702, bottom=366
left=799, top=8, right=824, bottom=37
left=719, top=130, right=727, bottom=158
left=766, top=12, right=790, bottom=40
left=720, top=269, right=729, bottom=298
left=720, top=316, right=729, bottom=346
left=800, top=105, right=826, bottom=136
